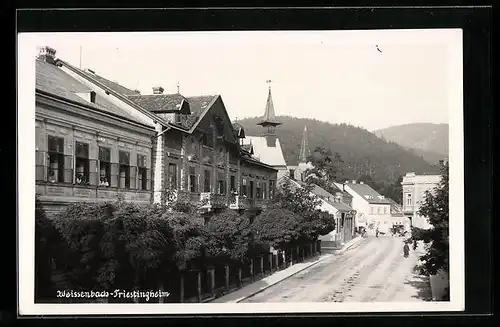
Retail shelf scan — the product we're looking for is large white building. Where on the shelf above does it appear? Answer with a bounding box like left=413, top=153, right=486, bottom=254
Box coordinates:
left=401, top=172, right=442, bottom=230
left=339, top=181, right=393, bottom=234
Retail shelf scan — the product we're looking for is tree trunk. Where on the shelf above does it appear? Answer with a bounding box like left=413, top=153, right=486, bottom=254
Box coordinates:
left=196, top=270, right=202, bottom=303
left=224, top=265, right=230, bottom=290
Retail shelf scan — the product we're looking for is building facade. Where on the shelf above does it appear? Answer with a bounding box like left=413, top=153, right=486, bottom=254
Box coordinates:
left=50, top=48, right=277, bottom=213
left=401, top=172, right=442, bottom=230
left=341, top=181, right=393, bottom=234
left=35, top=48, right=156, bottom=217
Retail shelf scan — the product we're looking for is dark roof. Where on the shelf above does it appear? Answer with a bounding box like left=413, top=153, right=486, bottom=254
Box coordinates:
left=346, top=183, right=392, bottom=204
left=80, top=70, right=138, bottom=96
left=241, top=144, right=254, bottom=154
left=186, top=95, right=218, bottom=115
left=35, top=59, right=151, bottom=127
left=126, top=93, right=188, bottom=113
left=257, top=88, right=282, bottom=126
left=295, top=182, right=354, bottom=212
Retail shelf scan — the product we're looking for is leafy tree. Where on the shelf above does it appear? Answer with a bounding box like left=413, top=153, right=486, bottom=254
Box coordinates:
left=273, top=178, right=321, bottom=213
left=305, top=147, right=344, bottom=182
left=251, top=207, right=301, bottom=250
left=272, top=178, right=336, bottom=244
left=35, top=197, right=68, bottom=301
left=205, top=209, right=254, bottom=261
left=408, top=163, right=449, bottom=290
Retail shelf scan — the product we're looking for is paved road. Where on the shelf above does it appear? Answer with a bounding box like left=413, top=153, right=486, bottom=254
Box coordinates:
left=241, top=235, right=432, bottom=302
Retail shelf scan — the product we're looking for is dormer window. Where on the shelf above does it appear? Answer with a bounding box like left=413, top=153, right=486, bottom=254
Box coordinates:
left=175, top=114, right=182, bottom=124
left=90, top=91, right=96, bottom=103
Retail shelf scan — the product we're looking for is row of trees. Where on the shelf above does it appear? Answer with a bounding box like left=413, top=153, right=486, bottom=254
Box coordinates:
left=35, top=180, right=336, bottom=302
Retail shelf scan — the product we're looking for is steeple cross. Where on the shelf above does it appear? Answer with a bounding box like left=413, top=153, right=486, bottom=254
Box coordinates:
left=177, top=81, right=180, bottom=94
left=266, top=79, right=272, bottom=90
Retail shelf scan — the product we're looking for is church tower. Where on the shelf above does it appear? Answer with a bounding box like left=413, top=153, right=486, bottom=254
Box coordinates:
left=257, top=80, right=282, bottom=147
left=298, top=126, right=311, bottom=164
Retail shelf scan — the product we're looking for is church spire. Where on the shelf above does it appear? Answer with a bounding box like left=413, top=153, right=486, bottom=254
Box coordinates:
left=257, top=80, right=282, bottom=128
left=299, top=126, right=310, bottom=164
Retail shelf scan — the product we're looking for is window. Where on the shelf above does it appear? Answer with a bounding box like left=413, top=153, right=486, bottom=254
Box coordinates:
left=384, top=207, right=388, bottom=214
left=188, top=166, right=197, bottom=193
left=230, top=175, right=236, bottom=193
left=262, top=182, right=267, bottom=199
left=289, top=169, right=295, bottom=179
left=217, top=171, right=225, bottom=195
left=406, top=193, right=412, bottom=206
left=249, top=180, right=254, bottom=198
left=269, top=180, right=275, bottom=199
left=47, top=136, right=66, bottom=183
left=256, top=181, right=261, bottom=199
left=202, top=132, right=213, bottom=148
left=118, top=151, right=130, bottom=188
left=377, top=207, right=382, bottom=214
left=75, top=142, right=90, bottom=185
left=370, top=207, right=374, bottom=215
left=98, top=147, right=111, bottom=187
left=175, top=114, right=182, bottom=124
left=137, top=154, right=148, bottom=190
left=240, top=178, right=247, bottom=196
left=168, top=163, right=178, bottom=189
left=203, top=169, right=211, bottom=192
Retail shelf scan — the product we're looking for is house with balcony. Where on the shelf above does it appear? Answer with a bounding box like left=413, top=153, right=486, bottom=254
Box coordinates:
left=35, top=47, right=156, bottom=217
left=50, top=48, right=277, bottom=213
left=340, top=181, right=393, bottom=234
left=401, top=172, right=442, bottom=230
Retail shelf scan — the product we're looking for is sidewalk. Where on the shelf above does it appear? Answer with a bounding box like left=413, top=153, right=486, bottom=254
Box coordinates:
left=211, top=236, right=364, bottom=303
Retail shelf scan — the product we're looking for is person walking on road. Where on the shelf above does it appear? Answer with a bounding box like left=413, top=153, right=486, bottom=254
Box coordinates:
left=403, top=242, right=410, bottom=258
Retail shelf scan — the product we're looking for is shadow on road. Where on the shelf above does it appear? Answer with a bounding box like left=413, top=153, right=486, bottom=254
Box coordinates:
left=407, top=274, right=433, bottom=301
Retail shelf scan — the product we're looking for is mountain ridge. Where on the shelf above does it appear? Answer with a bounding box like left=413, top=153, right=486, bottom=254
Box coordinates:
left=236, top=116, right=441, bottom=186
left=374, top=123, right=449, bottom=159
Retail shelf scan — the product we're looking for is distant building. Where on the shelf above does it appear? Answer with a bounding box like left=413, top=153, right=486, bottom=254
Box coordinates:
left=242, top=84, right=288, bottom=181
left=287, top=126, right=313, bottom=181
left=386, top=197, right=408, bottom=230
left=401, top=172, right=442, bottom=230
left=341, top=181, right=393, bottom=234
left=289, top=179, right=356, bottom=249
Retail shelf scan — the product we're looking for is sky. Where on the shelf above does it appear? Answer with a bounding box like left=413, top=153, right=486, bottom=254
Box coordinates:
left=28, top=30, right=460, bottom=131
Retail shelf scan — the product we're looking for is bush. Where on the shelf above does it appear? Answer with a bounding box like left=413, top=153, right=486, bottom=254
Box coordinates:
left=205, top=209, right=254, bottom=262
left=251, top=207, right=301, bottom=250
left=35, top=196, right=67, bottom=301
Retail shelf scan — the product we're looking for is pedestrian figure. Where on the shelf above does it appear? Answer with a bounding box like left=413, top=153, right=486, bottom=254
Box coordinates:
left=403, top=242, right=410, bottom=258
left=375, top=228, right=379, bottom=238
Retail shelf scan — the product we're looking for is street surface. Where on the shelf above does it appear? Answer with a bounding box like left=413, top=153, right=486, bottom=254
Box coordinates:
left=241, top=235, right=432, bottom=302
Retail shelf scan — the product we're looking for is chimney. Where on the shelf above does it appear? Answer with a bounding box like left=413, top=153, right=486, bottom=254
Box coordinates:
left=152, top=86, right=164, bottom=94
left=37, top=46, right=56, bottom=64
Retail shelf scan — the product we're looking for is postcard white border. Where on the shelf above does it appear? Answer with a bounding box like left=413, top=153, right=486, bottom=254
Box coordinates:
left=18, top=29, right=464, bottom=315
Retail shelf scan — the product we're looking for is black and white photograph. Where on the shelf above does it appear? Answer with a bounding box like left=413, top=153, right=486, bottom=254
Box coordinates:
left=18, top=28, right=464, bottom=315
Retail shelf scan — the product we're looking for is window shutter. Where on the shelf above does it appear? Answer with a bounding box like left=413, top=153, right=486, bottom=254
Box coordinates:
left=130, top=166, right=137, bottom=189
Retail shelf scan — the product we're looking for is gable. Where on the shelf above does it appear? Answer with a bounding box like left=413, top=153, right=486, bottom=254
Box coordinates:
left=194, top=96, right=238, bottom=145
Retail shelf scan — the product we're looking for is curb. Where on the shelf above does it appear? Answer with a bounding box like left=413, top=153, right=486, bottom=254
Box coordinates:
left=333, top=236, right=364, bottom=255
left=233, top=253, right=333, bottom=303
